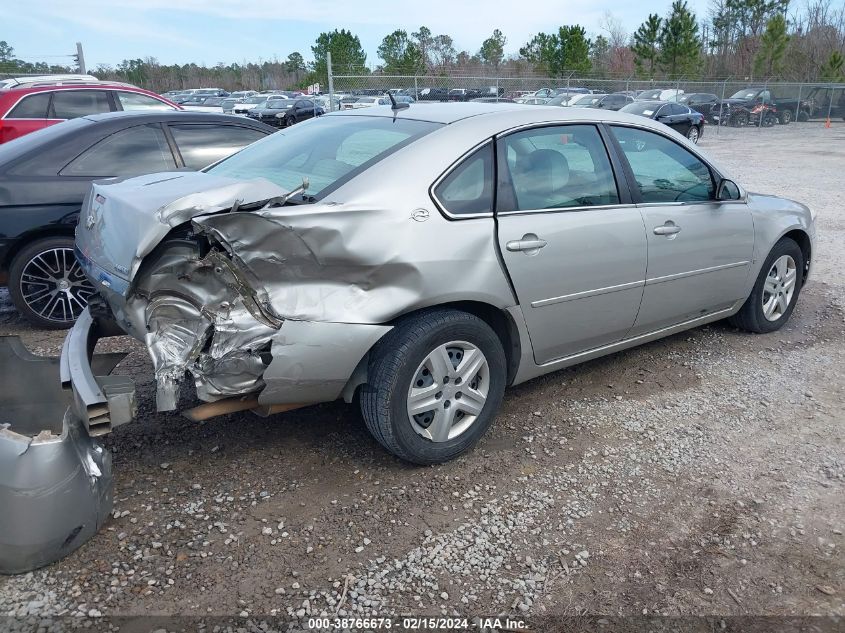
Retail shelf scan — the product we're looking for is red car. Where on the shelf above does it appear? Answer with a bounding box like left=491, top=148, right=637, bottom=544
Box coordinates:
left=0, top=84, right=181, bottom=143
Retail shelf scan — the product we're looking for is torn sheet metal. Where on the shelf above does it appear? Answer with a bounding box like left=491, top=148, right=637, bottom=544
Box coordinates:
left=0, top=337, right=118, bottom=575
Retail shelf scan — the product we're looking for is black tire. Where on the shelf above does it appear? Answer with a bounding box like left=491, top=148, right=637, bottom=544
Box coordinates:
left=779, top=109, right=793, bottom=124
left=686, top=124, right=701, bottom=144
left=359, top=308, right=507, bottom=465
left=285, top=116, right=296, bottom=127
left=732, top=112, right=749, bottom=127
left=8, top=236, right=95, bottom=329
left=797, top=111, right=809, bottom=122
left=729, top=238, right=804, bottom=334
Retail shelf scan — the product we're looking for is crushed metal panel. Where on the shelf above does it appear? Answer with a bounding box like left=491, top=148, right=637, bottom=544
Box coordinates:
left=0, top=337, right=117, bottom=574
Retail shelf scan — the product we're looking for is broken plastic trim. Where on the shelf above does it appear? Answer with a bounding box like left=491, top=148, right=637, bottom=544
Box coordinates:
left=0, top=336, right=119, bottom=574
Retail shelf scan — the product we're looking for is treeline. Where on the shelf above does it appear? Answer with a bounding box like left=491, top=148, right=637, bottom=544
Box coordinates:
left=1, top=0, right=843, bottom=94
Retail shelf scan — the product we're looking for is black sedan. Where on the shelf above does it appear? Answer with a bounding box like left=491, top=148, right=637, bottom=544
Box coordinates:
left=249, top=97, right=323, bottom=127
left=620, top=100, right=705, bottom=144
left=0, top=111, right=275, bottom=327
left=590, top=93, right=635, bottom=111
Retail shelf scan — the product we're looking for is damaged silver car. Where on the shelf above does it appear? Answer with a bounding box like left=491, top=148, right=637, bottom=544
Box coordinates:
left=65, top=103, right=816, bottom=464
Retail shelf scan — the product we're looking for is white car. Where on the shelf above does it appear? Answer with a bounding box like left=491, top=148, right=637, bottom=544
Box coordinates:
left=342, top=96, right=390, bottom=110
left=232, top=95, right=277, bottom=115
left=637, top=88, right=685, bottom=102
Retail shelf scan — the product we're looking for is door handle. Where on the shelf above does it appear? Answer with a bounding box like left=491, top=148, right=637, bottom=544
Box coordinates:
left=653, top=223, right=682, bottom=236
left=506, top=235, right=548, bottom=252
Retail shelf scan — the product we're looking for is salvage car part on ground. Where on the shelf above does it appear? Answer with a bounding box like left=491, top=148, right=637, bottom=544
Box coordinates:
left=68, top=103, right=815, bottom=467
left=0, top=336, right=127, bottom=575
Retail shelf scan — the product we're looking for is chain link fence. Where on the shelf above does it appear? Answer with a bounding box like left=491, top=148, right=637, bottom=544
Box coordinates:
left=328, top=72, right=845, bottom=137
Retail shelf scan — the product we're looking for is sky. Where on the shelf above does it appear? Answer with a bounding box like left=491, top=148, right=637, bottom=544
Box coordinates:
left=8, top=0, right=712, bottom=70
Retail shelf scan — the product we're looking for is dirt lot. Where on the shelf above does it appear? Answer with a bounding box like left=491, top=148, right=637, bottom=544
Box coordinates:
left=1, top=122, right=843, bottom=626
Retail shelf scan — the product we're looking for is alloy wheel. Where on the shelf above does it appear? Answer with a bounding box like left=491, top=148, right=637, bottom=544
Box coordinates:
left=18, top=248, right=94, bottom=325
left=687, top=126, right=700, bottom=143
left=406, top=341, right=490, bottom=442
left=762, top=255, right=797, bottom=322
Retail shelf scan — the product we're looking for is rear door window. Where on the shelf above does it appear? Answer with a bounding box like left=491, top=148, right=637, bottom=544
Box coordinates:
left=6, top=93, right=51, bottom=118
left=60, top=124, right=176, bottom=176
left=50, top=90, right=111, bottom=119
left=169, top=124, right=268, bottom=170
left=497, top=124, right=620, bottom=211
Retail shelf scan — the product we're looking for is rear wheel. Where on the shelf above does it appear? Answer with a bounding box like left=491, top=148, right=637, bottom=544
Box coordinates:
left=686, top=125, right=701, bottom=144
left=360, top=309, right=506, bottom=465
left=779, top=109, right=793, bottom=124
left=729, top=238, right=804, bottom=334
left=8, top=236, right=95, bottom=329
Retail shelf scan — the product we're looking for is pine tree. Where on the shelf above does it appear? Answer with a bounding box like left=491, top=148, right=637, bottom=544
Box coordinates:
left=632, top=14, right=662, bottom=76
left=819, top=51, right=845, bottom=82
left=480, top=29, right=507, bottom=68
left=753, top=13, right=789, bottom=77
left=658, top=1, right=702, bottom=77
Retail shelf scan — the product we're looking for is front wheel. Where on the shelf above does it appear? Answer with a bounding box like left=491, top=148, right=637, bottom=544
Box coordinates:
left=8, top=236, right=95, bottom=328
left=779, top=109, right=793, bottom=124
left=729, top=238, right=804, bottom=333
left=360, top=309, right=507, bottom=465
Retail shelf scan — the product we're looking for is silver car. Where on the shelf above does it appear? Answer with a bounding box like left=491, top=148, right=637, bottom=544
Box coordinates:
left=67, top=103, right=815, bottom=465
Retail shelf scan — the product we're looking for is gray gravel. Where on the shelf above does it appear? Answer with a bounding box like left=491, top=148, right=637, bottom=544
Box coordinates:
left=1, top=122, right=843, bottom=621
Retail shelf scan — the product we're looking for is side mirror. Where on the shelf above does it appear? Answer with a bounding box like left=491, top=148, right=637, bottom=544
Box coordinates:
left=716, top=178, right=741, bottom=201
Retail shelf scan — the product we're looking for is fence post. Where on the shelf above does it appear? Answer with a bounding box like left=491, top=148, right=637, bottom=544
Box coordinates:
left=794, top=82, right=802, bottom=124
left=327, top=51, right=335, bottom=112
left=496, top=76, right=500, bottom=98
left=826, top=84, right=834, bottom=123
left=414, top=76, right=418, bottom=100
left=718, top=78, right=728, bottom=136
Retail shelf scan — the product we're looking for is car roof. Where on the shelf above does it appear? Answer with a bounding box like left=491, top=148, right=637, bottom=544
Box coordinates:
left=324, top=102, right=688, bottom=128
left=79, top=110, right=273, bottom=126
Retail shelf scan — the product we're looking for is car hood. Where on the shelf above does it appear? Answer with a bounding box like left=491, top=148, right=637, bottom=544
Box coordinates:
left=75, top=171, right=290, bottom=291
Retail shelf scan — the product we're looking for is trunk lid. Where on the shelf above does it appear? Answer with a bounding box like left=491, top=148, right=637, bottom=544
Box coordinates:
left=75, top=171, right=290, bottom=294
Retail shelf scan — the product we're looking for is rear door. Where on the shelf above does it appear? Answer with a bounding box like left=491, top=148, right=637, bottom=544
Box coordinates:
left=608, top=124, right=754, bottom=334
left=49, top=90, right=112, bottom=120
left=494, top=124, right=647, bottom=364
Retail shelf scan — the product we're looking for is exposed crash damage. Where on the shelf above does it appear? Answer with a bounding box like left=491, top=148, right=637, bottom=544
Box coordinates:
left=75, top=164, right=508, bottom=414
left=0, top=337, right=123, bottom=574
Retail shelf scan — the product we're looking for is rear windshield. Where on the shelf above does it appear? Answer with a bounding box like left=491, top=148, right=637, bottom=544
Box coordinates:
left=207, top=115, right=441, bottom=200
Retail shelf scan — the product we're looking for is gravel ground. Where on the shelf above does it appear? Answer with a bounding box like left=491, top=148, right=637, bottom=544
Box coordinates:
left=1, top=122, right=843, bottom=626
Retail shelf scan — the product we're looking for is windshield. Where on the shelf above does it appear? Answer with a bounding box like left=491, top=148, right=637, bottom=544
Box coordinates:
left=266, top=99, right=290, bottom=107
left=730, top=90, right=759, bottom=100
left=638, top=89, right=663, bottom=100
left=207, top=115, right=441, bottom=200
left=244, top=96, right=268, bottom=104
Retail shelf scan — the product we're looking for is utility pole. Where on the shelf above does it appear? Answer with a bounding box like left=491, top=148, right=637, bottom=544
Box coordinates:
left=75, top=42, right=86, bottom=74
left=327, top=51, right=335, bottom=112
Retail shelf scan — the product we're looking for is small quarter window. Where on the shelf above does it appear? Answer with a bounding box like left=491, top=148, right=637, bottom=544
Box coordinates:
left=433, top=143, right=494, bottom=216
left=7, top=93, right=50, bottom=118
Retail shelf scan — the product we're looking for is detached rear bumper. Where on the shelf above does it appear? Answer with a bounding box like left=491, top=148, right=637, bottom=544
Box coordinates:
left=0, top=335, right=125, bottom=575
left=61, top=308, right=136, bottom=436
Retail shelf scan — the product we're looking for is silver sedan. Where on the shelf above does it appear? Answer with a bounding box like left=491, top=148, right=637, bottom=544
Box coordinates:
left=68, top=103, right=815, bottom=464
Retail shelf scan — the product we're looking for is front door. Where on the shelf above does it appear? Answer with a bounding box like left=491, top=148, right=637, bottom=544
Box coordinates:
left=495, top=124, right=647, bottom=364
left=608, top=125, right=754, bottom=335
